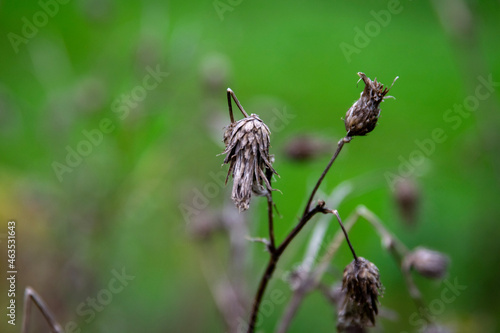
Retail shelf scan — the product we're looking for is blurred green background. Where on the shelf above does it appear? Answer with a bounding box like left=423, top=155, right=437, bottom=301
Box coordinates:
left=1, top=0, right=499, bottom=332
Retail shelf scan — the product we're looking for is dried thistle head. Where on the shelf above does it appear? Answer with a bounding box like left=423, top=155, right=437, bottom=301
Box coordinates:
left=337, top=257, right=383, bottom=332
left=344, top=72, right=398, bottom=137
left=222, top=89, right=278, bottom=211
left=404, top=247, right=450, bottom=279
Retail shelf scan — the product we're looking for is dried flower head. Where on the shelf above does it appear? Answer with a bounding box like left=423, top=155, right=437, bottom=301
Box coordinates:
left=222, top=89, right=278, bottom=211
left=404, top=247, right=450, bottom=279
left=337, top=257, right=383, bottom=332
left=344, top=72, right=398, bottom=136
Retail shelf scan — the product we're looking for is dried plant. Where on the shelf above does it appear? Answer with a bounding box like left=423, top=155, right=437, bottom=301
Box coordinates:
left=221, top=89, right=278, bottom=211
left=344, top=72, right=398, bottom=136
left=337, top=257, right=383, bottom=331
left=199, top=73, right=452, bottom=332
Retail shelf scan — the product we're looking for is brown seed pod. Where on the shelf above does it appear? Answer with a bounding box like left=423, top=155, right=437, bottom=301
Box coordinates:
left=403, top=247, right=450, bottom=280
left=221, top=89, right=278, bottom=211
left=344, top=72, right=398, bottom=136
left=337, top=257, right=383, bottom=332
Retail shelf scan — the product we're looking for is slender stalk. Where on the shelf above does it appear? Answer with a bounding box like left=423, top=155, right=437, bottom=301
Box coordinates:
left=22, top=287, right=63, bottom=333
left=227, top=88, right=249, bottom=123
left=278, top=206, right=435, bottom=332
left=248, top=204, right=327, bottom=333
left=278, top=211, right=360, bottom=333
left=276, top=204, right=327, bottom=255
left=267, top=192, right=276, bottom=252
left=313, top=211, right=360, bottom=283
left=248, top=137, right=352, bottom=332
left=331, top=210, right=358, bottom=261
left=248, top=254, right=278, bottom=333
left=303, top=136, right=351, bottom=217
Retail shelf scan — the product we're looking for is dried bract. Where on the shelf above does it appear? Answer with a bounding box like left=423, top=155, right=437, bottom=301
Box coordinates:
left=404, top=247, right=449, bottom=279
left=344, top=72, right=398, bottom=136
left=337, top=257, right=383, bottom=332
left=222, top=114, right=277, bottom=211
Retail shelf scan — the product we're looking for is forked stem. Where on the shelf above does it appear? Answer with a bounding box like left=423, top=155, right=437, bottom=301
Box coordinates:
left=22, top=287, right=63, bottom=333
left=248, top=137, right=352, bottom=332
left=227, top=88, right=249, bottom=123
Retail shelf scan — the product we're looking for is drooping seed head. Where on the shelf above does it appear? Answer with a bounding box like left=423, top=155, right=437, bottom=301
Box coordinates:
left=222, top=114, right=277, bottom=211
left=403, top=247, right=450, bottom=279
left=337, top=257, right=383, bottom=332
left=344, top=72, right=398, bottom=137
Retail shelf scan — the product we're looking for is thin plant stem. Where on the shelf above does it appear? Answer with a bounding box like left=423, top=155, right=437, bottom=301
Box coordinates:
left=227, top=88, right=249, bottom=123
left=303, top=136, right=352, bottom=217
left=312, top=211, right=360, bottom=283
left=331, top=210, right=358, bottom=261
left=248, top=204, right=328, bottom=333
left=278, top=206, right=434, bottom=332
left=276, top=185, right=353, bottom=333
left=276, top=203, right=327, bottom=255
left=278, top=211, right=360, bottom=333
left=356, top=205, right=408, bottom=256
left=267, top=192, right=276, bottom=252
left=22, top=287, right=63, bottom=333
left=248, top=254, right=278, bottom=333
left=248, top=137, right=352, bottom=332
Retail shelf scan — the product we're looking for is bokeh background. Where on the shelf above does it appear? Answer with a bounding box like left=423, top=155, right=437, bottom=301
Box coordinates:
left=1, top=0, right=499, bottom=332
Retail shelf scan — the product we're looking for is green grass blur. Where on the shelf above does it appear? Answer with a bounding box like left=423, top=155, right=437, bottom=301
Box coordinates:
left=0, top=0, right=499, bottom=332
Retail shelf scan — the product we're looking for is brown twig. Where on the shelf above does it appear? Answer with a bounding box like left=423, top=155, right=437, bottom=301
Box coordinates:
left=303, top=137, right=352, bottom=216
left=277, top=210, right=360, bottom=333
left=247, top=204, right=330, bottom=332
left=277, top=206, right=431, bottom=332
left=331, top=210, right=358, bottom=261
left=22, top=287, right=63, bottom=333
left=247, top=138, right=352, bottom=332
left=227, top=88, right=249, bottom=123
left=267, top=192, right=276, bottom=252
